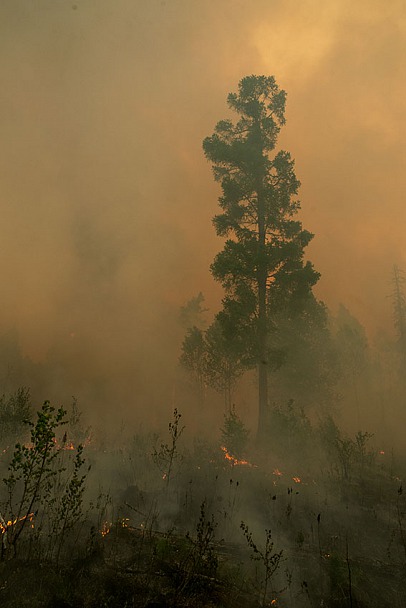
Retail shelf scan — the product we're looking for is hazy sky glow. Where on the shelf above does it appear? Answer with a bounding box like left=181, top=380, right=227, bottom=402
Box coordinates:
left=0, top=0, right=405, bottom=418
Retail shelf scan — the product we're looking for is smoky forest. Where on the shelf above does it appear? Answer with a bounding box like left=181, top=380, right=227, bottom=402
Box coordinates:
left=1, top=3, right=406, bottom=608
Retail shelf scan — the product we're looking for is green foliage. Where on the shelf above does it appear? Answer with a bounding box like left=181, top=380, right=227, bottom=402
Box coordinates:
left=203, top=320, right=246, bottom=409
left=2, top=401, right=67, bottom=557
left=1, top=401, right=90, bottom=561
left=221, top=406, right=250, bottom=459
left=180, top=321, right=245, bottom=409
left=180, top=327, right=204, bottom=373
left=49, top=444, right=89, bottom=563
left=270, top=298, right=339, bottom=410
left=203, top=74, right=321, bottom=436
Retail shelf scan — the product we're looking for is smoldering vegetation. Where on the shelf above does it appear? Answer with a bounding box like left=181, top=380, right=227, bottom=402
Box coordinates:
left=1, top=304, right=406, bottom=608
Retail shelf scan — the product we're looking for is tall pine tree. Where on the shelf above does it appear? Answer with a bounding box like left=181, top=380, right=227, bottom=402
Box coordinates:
left=203, top=75, right=320, bottom=439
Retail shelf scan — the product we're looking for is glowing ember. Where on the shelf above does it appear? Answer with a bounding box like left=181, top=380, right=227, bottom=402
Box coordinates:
left=273, top=468, right=283, bottom=477
left=52, top=437, right=76, bottom=451
left=100, top=518, right=129, bottom=537
left=50, top=433, right=93, bottom=452
left=379, top=450, right=385, bottom=455
left=220, top=446, right=256, bottom=467
left=82, top=433, right=93, bottom=448
left=292, top=477, right=301, bottom=483
left=100, top=521, right=111, bottom=537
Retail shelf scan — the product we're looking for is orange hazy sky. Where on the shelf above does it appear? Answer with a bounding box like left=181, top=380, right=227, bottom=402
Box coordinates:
left=0, top=0, right=405, bottom=416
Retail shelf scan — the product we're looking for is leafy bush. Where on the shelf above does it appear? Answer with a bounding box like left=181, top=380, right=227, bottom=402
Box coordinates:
left=1, top=401, right=89, bottom=561
left=221, top=406, right=249, bottom=459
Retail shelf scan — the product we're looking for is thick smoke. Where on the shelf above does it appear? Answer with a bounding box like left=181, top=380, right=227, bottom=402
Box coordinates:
left=0, top=0, right=405, bottom=425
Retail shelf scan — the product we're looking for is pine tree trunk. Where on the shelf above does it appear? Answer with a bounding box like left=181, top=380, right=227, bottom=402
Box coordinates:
left=256, top=176, right=268, bottom=440
left=257, top=271, right=268, bottom=439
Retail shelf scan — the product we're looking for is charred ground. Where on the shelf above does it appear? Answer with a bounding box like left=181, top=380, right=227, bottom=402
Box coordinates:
left=0, top=395, right=405, bottom=608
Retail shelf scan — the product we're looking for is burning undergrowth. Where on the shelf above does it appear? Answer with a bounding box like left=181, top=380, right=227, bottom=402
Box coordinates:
left=0, top=396, right=405, bottom=607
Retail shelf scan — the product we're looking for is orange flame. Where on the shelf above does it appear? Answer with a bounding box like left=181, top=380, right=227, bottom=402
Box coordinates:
left=0, top=512, right=34, bottom=535
left=220, top=446, right=256, bottom=467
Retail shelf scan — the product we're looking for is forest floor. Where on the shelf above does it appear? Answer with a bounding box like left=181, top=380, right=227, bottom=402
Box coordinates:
left=0, top=404, right=405, bottom=607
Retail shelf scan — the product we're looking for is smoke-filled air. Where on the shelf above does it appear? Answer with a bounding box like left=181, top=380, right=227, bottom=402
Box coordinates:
left=0, top=1, right=405, bottom=606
